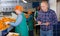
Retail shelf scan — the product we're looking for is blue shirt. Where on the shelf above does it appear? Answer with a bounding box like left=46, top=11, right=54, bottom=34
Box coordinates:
left=37, top=9, right=58, bottom=31
left=10, top=14, right=22, bottom=26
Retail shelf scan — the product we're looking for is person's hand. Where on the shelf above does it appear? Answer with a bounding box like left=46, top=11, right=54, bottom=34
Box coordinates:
left=5, top=22, right=10, bottom=25
left=38, top=21, right=42, bottom=25
left=45, top=22, right=50, bottom=26
left=34, top=18, right=36, bottom=21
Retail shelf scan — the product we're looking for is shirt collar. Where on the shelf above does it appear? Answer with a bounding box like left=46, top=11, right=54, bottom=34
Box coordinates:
left=40, top=9, right=50, bottom=13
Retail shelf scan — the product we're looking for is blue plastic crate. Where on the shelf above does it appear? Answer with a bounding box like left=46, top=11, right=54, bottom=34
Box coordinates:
left=0, top=29, right=8, bottom=36
left=53, top=22, right=60, bottom=36
left=2, top=29, right=7, bottom=36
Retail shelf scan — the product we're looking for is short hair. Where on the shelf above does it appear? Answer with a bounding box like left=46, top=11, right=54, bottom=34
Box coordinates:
left=40, top=1, right=48, bottom=6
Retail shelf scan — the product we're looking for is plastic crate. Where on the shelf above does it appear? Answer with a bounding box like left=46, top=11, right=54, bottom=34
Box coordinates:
left=53, top=22, right=60, bottom=36
left=0, top=29, right=7, bottom=36
left=0, top=31, right=2, bottom=36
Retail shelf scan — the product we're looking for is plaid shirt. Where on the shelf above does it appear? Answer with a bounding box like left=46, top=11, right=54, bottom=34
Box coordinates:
left=37, top=9, right=58, bottom=31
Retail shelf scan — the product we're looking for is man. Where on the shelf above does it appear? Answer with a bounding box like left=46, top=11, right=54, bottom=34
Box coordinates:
left=37, top=1, right=58, bottom=36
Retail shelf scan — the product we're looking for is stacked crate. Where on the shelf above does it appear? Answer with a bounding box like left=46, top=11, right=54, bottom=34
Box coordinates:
left=53, top=22, right=60, bottom=36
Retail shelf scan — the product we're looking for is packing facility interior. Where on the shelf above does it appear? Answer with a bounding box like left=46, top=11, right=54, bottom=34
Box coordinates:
left=0, top=0, right=60, bottom=36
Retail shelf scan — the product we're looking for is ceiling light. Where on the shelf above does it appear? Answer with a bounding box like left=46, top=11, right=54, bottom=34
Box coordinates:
left=22, top=0, right=27, bottom=3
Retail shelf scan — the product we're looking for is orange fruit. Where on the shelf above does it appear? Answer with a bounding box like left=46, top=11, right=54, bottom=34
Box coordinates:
left=0, top=17, right=16, bottom=30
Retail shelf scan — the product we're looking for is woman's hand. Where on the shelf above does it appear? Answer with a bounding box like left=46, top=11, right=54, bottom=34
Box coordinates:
left=5, top=22, right=10, bottom=25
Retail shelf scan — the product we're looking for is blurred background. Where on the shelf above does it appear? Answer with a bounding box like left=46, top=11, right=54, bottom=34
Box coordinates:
left=0, top=0, right=60, bottom=36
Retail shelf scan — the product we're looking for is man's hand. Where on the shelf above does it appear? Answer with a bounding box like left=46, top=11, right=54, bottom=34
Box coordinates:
left=45, top=22, right=50, bottom=26
left=38, top=21, right=42, bottom=25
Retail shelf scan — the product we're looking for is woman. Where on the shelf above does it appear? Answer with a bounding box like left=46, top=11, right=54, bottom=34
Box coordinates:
left=27, top=10, right=34, bottom=36
left=6, top=5, right=29, bottom=36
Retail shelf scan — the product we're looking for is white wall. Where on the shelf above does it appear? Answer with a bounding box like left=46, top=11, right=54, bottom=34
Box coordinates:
left=49, top=0, right=56, bottom=12
left=49, top=0, right=60, bottom=21
left=57, top=2, right=60, bottom=21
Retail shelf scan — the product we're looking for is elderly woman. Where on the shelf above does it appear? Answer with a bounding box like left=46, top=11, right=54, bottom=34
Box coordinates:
left=6, top=5, right=29, bottom=36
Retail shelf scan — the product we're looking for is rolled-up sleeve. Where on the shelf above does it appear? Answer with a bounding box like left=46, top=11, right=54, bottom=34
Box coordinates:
left=36, top=12, right=41, bottom=21
left=10, top=15, right=22, bottom=26
left=37, top=16, right=40, bottom=21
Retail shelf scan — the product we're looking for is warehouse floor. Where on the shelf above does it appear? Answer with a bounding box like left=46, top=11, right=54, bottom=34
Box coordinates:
left=34, top=29, right=40, bottom=36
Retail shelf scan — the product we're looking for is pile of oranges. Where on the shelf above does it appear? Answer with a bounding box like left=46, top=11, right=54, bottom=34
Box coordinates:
left=2, top=17, right=16, bottom=22
left=0, top=17, right=16, bottom=31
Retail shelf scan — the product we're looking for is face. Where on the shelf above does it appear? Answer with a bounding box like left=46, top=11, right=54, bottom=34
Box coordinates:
left=15, top=10, right=22, bottom=15
left=41, top=2, right=48, bottom=12
left=28, top=11, right=32, bottom=15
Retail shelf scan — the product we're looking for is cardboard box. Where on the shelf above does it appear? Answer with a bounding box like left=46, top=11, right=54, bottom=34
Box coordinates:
left=7, top=32, right=19, bottom=36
